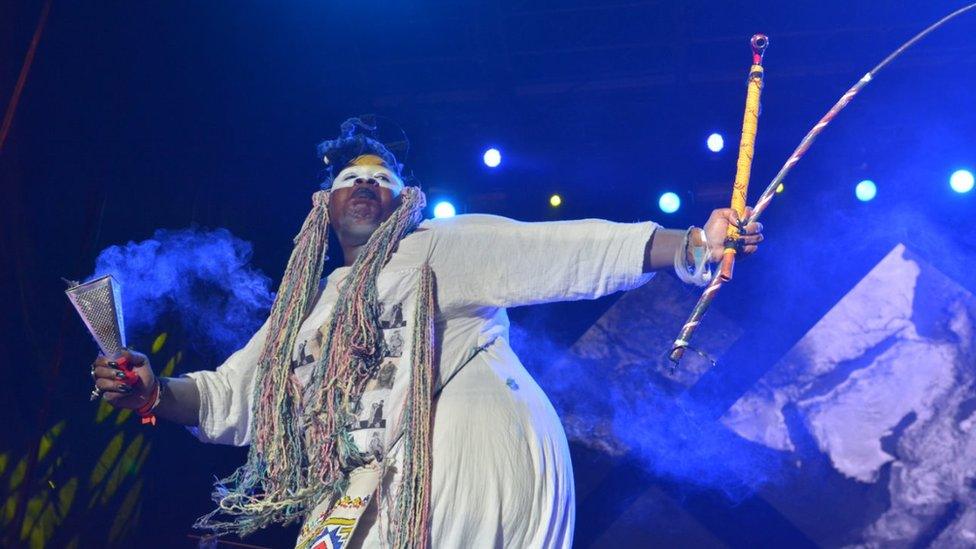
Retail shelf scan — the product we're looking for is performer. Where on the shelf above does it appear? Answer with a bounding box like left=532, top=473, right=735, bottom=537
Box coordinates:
left=90, top=119, right=762, bottom=548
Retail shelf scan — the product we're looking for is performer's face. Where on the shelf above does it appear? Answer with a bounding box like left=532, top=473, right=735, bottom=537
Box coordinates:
left=328, top=163, right=402, bottom=244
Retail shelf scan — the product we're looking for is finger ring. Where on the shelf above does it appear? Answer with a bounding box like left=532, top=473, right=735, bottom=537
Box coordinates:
left=89, top=386, right=103, bottom=402
left=90, top=367, right=96, bottom=380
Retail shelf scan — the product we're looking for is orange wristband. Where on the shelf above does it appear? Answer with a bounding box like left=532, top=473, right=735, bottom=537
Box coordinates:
left=136, top=379, right=161, bottom=426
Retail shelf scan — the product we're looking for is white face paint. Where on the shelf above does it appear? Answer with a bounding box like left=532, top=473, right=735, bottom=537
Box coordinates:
left=331, top=164, right=404, bottom=196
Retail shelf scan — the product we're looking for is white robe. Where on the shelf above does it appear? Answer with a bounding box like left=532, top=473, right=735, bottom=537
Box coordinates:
left=186, top=214, right=657, bottom=548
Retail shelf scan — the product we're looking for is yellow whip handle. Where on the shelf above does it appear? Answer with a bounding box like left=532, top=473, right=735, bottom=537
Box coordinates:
left=720, top=35, right=767, bottom=281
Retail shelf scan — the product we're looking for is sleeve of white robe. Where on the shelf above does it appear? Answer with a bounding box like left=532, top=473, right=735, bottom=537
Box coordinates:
left=424, top=214, right=659, bottom=310
left=182, top=320, right=269, bottom=446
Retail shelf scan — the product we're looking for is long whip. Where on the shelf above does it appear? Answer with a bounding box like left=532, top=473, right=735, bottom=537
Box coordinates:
left=668, top=3, right=976, bottom=366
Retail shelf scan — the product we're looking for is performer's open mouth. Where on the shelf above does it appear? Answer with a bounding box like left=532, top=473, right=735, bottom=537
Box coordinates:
left=348, top=187, right=381, bottom=220
left=350, top=187, right=379, bottom=202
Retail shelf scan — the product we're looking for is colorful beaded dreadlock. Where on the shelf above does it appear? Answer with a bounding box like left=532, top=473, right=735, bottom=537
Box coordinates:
left=195, top=120, right=435, bottom=547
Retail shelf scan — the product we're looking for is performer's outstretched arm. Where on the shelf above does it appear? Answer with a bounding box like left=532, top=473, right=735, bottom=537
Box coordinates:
left=180, top=321, right=268, bottom=445
left=92, top=319, right=269, bottom=443
left=426, top=209, right=762, bottom=312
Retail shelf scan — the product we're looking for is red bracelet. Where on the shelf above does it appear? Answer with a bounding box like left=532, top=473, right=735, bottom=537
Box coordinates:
left=136, top=380, right=161, bottom=426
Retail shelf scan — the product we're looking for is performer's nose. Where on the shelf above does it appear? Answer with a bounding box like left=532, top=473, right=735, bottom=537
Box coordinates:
left=355, top=177, right=378, bottom=186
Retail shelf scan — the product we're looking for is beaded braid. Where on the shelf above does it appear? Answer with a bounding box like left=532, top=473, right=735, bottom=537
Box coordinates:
left=195, top=187, right=435, bottom=544
left=388, top=261, right=436, bottom=547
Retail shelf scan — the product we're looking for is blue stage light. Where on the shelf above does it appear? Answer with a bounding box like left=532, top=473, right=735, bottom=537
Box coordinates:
left=950, top=169, right=974, bottom=194
left=707, top=133, right=724, bottom=153
left=855, top=180, right=877, bottom=202
left=483, top=148, right=501, bottom=168
left=659, top=192, right=681, bottom=214
left=433, top=201, right=456, bottom=218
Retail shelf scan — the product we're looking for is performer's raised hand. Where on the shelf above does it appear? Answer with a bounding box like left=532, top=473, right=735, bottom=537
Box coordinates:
left=702, top=206, right=764, bottom=262
left=91, top=350, right=156, bottom=409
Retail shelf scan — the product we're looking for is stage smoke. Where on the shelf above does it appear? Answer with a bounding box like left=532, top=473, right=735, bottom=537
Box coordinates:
left=511, top=317, right=781, bottom=502
left=88, top=227, right=274, bottom=357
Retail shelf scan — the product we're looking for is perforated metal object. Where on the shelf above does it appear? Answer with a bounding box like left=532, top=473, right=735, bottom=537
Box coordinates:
left=65, top=275, right=126, bottom=357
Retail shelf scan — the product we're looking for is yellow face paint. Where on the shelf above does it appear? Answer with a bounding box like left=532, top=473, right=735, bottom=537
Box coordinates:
left=349, top=154, right=387, bottom=167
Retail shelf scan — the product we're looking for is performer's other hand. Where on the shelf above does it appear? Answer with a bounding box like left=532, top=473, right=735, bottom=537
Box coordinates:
left=91, top=350, right=156, bottom=409
left=703, top=207, right=764, bottom=262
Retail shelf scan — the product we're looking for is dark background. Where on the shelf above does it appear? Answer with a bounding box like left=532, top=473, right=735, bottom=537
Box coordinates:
left=2, top=1, right=974, bottom=547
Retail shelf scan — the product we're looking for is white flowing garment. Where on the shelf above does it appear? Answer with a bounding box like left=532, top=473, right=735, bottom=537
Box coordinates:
left=185, top=214, right=657, bottom=548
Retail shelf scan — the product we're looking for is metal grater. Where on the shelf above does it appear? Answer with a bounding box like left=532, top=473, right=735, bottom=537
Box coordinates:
left=65, top=275, right=127, bottom=357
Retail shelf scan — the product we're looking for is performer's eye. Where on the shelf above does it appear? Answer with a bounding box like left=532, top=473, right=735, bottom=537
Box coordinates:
left=375, top=174, right=389, bottom=181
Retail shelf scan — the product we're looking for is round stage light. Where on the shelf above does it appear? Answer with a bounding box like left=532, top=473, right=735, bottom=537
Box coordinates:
left=549, top=194, right=562, bottom=207
left=483, top=148, right=502, bottom=168
left=707, top=133, right=725, bottom=153
left=433, top=201, right=456, bottom=218
left=855, top=179, right=877, bottom=202
left=950, top=169, right=974, bottom=194
left=659, top=192, right=681, bottom=214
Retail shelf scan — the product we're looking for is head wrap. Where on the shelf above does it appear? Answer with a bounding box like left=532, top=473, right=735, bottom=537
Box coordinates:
left=317, top=117, right=406, bottom=189
left=195, top=119, right=435, bottom=547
